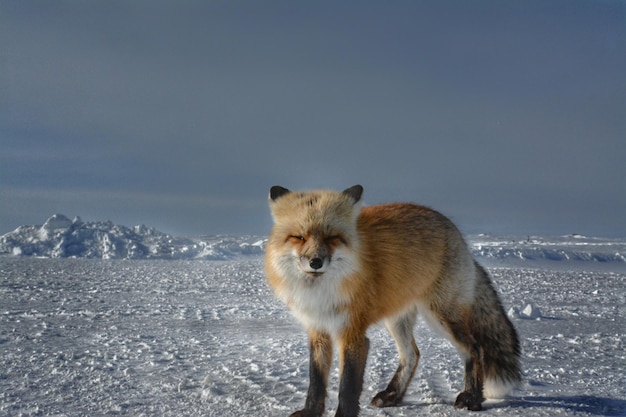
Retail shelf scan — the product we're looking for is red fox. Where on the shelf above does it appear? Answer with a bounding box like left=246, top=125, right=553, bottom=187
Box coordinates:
left=265, top=185, right=521, bottom=416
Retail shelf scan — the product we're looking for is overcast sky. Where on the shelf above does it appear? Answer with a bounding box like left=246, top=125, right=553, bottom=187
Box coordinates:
left=1, top=1, right=625, bottom=238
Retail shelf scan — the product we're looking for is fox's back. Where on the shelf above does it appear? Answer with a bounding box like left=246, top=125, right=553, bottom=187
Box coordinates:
left=356, top=202, right=468, bottom=267
left=358, top=203, right=459, bottom=244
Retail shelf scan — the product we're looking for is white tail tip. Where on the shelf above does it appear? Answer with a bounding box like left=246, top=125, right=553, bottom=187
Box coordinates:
left=484, top=378, right=519, bottom=399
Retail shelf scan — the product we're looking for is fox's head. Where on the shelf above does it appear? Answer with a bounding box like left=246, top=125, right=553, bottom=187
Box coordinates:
left=267, top=185, right=363, bottom=280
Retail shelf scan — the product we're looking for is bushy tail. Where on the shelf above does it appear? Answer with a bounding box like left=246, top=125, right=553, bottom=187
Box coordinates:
left=474, top=263, right=522, bottom=398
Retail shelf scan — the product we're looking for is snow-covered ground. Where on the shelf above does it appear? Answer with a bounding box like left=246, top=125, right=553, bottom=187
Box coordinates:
left=1, top=241, right=625, bottom=416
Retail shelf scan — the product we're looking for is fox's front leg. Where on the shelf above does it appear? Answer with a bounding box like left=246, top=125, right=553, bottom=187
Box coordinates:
left=336, top=334, right=370, bottom=417
left=291, top=331, right=333, bottom=417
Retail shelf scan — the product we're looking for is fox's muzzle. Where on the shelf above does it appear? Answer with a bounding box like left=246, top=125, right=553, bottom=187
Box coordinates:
left=299, top=255, right=329, bottom=277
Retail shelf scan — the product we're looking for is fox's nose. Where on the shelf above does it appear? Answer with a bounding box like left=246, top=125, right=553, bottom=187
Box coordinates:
left=309, top=257, right=324, bottom=270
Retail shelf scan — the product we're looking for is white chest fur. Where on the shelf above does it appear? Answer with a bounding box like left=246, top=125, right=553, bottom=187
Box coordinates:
left=271, top=253, right=355, bottom=337
left=285, top=274, right=349, bottom=337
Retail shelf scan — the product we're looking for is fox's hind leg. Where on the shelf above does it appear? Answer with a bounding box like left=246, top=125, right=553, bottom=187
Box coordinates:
left=371, top=307, right=419, bottom=407
left=448, top=321, right=485, bottom=411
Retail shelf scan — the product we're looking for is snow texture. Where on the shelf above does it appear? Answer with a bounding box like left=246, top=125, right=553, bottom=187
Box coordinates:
left=1, top=219, right=625, bottom=416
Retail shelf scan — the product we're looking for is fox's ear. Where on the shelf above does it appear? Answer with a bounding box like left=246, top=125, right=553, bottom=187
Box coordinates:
left=342, top=185, right=363, bottom=205
left=269, top=186, right=290, bottom=202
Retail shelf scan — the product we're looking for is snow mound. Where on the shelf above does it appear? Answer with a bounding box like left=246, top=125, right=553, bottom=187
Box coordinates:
left=508, top=304, right=543, bottom=320
left=521, top=303, right=542, bottom=319
left=0, top=214, right=265, bottom=260
left=469, top=234, right=626, bottom=265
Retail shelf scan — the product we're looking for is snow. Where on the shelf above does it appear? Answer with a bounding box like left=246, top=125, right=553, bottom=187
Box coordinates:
left=41, top=214, right=73, bottom=231
left=468, top=234, right=626, bottom=265
left=521, top=303, right=543, bottom=320
left=0, top=214, right=265, bottom=260
left=1, top=220, right=625, bottom=416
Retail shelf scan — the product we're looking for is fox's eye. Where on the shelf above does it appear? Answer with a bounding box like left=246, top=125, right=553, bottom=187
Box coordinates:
left=325, top=235, right=346, bottom=244
left=288, top=235, right=305, bottom=242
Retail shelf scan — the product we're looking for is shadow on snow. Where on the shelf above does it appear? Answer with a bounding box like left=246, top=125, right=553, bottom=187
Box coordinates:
left=500, top=395, right=626, bottom=416
left=393, top=395, right=626, bottom=416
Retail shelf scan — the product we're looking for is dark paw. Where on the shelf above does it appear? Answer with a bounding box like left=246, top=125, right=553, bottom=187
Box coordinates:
left=370, top=389, right=402, bottom=408
left=454, top=391, right=483, bottom=411
left=289, top=409, right=322, bottom=417
left=334, top=405, right=360, bottom=417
